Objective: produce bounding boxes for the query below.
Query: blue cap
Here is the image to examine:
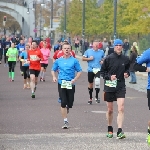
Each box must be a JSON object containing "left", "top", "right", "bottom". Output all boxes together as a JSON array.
[{"left": 114, "top": 39, "right": 123, "bottom": 46}]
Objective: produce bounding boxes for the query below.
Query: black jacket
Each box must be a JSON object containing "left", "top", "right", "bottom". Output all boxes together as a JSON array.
[
  {"left": 123, "top": 42, "right": 130, "bottom": 50},
  {"left": 100, "top": 52, "right": 130, "bottom": 92},
  {"left": 129, "top": 52, "right": 137, "bottom": 72}
]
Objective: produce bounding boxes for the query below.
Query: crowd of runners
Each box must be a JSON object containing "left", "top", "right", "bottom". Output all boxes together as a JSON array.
[{"left": 0, "top": 35, "right": 150, "bottom": 145}]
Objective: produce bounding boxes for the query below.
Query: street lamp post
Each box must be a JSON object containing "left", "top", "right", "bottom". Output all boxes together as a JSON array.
[
  {"left": 114, "top": 0, "right": 117, "bottom": 40},
  {"left": 50, "top": 0, "right": 53, "bottom": 45},
  {"left": 82, "top": 0, "right": 85, "bottom": 55},
  {"left": 64, "top": 0, "right": 66, "bottom": 40},
  {"left": 40, "top": 0, "right": 45, "bottom": 40}
]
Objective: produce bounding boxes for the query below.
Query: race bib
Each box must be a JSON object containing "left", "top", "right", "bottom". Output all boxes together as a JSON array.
[
  {"left": 105, "top": 80, "right": 117, "bottom": 88},
  {"left": 10, "top": 53, "right": 16, "bottom": 58},
  {"left": 30, "top": 55, "right": 37, "bottom": 61},
  {"left": 23, "top": 59, "right": 29, "bottom": 65},
  {"left": 61, "top": 80, "right": 72, "bottom": 89},
  {"left": 93, "top": 68, "right": 100, "bottom": 74},
  {"left": 19, "top": 48, "right": 24, "bottom": 51},
  {"left": 6, "top": 45, "right": 9, "bottom": 48}
]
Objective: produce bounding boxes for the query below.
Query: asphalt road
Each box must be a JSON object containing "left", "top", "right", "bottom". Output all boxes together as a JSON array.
[{"left": 0, "top": 57, "right": 149, "bottom": 150}]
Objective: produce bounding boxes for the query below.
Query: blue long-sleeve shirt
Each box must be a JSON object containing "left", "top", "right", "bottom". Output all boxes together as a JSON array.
[
  {"left": 136, "top": 48, "right": 150, "bottom": 89},
  {"left": 16, "top": 43, "right": 25, "bottom": 55},
  {"left": 52, "top": 56, "right": 82, "bottom": 84}
]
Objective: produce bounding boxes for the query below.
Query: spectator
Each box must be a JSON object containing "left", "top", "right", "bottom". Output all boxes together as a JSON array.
[
  {"left": 129, "top": 46, "right": 138, "bottom": 84},
  {"left": 123, "top": 39, "right": 130, "bottom": 56}
]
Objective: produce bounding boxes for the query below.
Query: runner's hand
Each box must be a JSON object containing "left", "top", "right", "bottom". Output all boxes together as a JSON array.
[
  {"left": 71, "top": 79, "right": 76, "bottom": 84},
  {"left": 53, "top": 77, "right": 57, "bottom": 82},
  {"left": 111, "top": 75, "right": 116, "bottom": 80},
  {"left": 89, "top": 56, "right": 94, "bottom": 61}
]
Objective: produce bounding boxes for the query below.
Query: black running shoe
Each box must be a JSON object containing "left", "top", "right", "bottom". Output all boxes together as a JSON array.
[
  {"left": 95, "top": 97, "right": 100, "bottom": 103},
  {"left": 62, "top": 121, "right": 69, "bottom": 129},
  {"left": 88, "top": 99, "right": 92, "bottom": 105}
]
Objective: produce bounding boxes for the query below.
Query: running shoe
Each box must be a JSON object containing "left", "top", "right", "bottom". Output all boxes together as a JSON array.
[
  {"left": 43, "top": 79, "right": 45, "bottom": 82},
  {"left": 12, "top": 80, "right": 14, "bottom": 82},
  {"left": 9, "top": 78, "right": 12, "bottom": 82},
  {"left": 62, "top": 121, "right": 69, "bottom": 129},
  {"left": 31, "top": 93, "right": 35, "bottom": 98},
  {"left": 95, "top": 97, "right": 100, "bottom": 103},
  {"left": 40, "top": 78, "right": 42, "bottom": 81},
  {"left": 116, "top": 132, "right": 126, "bottom": 139},
  {"left": 106, "top": 132, "right": 113, "bottom": 138},
  {"left": 58, "top": 98, "right": 61, "bottom": 103},
  {"left": 88, "top": 99, "right": 92, "bottom": 105},
  {"left": 0, "top": 61, "right": 1, "bottom": 64}
]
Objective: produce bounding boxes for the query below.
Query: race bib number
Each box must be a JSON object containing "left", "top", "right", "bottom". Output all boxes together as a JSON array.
[
  {"left": 61, "top": 80, "right": 72, "bottom": 89},
  {"left": 19, "top": 48, "right": 24, "bottom": 51},
  {"left": 30, "top": 55, "right": 37, "bottom": 61},
  {"left": 6, "top": 45, "right": 9, "bottom": 48},
  {"left": 105, "top": 80, "right": 117, "bottom": 88},
  {"left": 93, "top": 68, "right": 100, "bottom": 74}
]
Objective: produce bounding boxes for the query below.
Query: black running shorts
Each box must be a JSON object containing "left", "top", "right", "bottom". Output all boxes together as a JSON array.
[
  {"left": 104, "top": 88, "right": 126, "bottom": 102},
  {"left": 58, "top": 84, "right": 75, "bottom": 108},
  {"left": 41, "top": 63, "right": 48, "bottom": 69},
  {"left": 29, "top": 69, "right": 40, "bottom": 77},
  {"left": 88, "top": 71, "right": 100, "bottom": 83}
]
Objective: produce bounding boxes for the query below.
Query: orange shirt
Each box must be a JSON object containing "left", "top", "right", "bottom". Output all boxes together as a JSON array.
[{"left": 28, "top": 48, "right": 44, "bottom": 71}]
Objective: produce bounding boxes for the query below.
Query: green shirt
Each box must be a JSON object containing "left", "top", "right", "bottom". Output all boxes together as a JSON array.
[{"left": 6, "top": 48, "right": 18, "bottom": 61}]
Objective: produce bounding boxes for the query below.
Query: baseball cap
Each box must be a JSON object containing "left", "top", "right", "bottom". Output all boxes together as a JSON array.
[{"left": 114, "top": 39, "right": 123, "bottom": 46}]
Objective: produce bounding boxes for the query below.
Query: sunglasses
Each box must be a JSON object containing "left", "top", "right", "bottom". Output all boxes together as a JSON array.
[{"left": 115, "top": 45, "right": 122, "bottom": 47}]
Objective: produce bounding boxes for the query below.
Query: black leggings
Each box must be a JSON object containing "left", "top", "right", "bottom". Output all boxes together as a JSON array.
[
  {"left": 4, "top": 49, "right": 8, "bottom": 63},
  {"left": 8, "top": 61, "right": 16, "bottom": 72},
  {"left": 22, "top": 66, "right": 30, "bottom": 79}
]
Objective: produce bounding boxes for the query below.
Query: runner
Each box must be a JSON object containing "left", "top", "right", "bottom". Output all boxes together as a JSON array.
[
  {"left": 16, "top": 39, "right": 25, "bottom": 75},
  {"left": 53, "top": 41, "right": 75, "bottom": 103},
  {"left": 39, "top": 38, "right": 51, "bottom": 50},
  {"left": 6, "top": 42, "right": 18, "bottom": 82},
  {"left": 27, "top": 41, "right": 44, "bottom": 98},
  {"left": 51, "top": 42, "right": 82, "bottom": 129},
  {"left": 82, "top": 41, "right": 104, "bottom": 104},
  {"left": 3, "top": 37, "right": 11, "bottom": 67},
  {"left": 40, "top": 41, "right": 50, "bottom": 82},
  {"left": 100, "top": 39, "right": 130, "bottom": 139},
  {"left": 19, "top": 44, "right": 30, "bottom": 89},
  {"left": 134, "top": 48, "right": 150, "bottom": 145}
]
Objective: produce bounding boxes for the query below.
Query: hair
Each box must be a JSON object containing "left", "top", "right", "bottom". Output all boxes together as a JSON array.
[
  {"left": 108, "top": 41, "right": 112, "bottom": 46},
  {"left": 32, "top": 40, "right": 37, "bottom": 45},
  {"left": 133, "top": 42, "right": 137, "bottom": 46},
  {"left": 62, "top": 42, "right": 71, "bottom": 48},
  {"left": 132, "top": 46, "right": 138, "bottom": 54}
]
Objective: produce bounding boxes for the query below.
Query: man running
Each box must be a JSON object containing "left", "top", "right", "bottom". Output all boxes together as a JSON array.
[
  {"left": 134, "top": 48, "right": 150, "bottom": 145},
  {"left": 27, "top": 41, "right": 44, "bottom": 98},
  {"left": 51, "top": 43, "right": 82, "bottom": 129},
  {"left": 53, "top": 41, "right": 75, "bottom": 103},
  {"left": 6, "top": 42, "right": 18, "bottom": 81},
  {"left": 100, "top": 39, "right": 130, "bottom": 139},
  {"left": 40, "top": 41, "right": 50, "bottom": 82},
  {"left": 82, "top": 41, "right": 104, "bottom": 104}
]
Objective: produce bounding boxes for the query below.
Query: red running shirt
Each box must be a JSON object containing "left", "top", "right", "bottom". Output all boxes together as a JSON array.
[{"left": 28, "top": 48, "right": 44, "bottom": 71}]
